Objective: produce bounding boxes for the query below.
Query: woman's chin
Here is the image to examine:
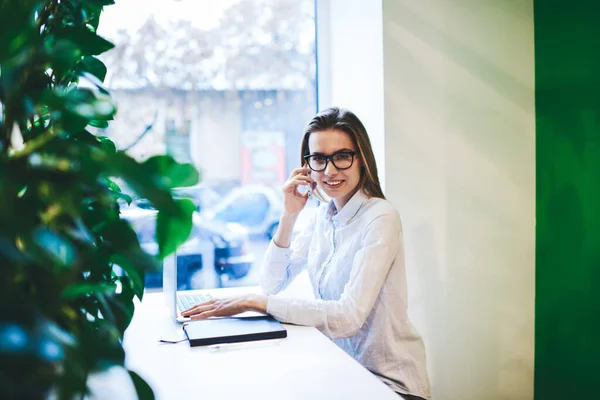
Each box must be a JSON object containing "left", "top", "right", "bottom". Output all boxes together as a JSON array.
[{"left": 323, "top": 187, "right": 348, "bottom": 199}]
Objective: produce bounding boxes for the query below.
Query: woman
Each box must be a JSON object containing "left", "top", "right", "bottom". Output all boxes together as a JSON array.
[{"left": 182, "top": 107, "right": 430, "bottom": 399}]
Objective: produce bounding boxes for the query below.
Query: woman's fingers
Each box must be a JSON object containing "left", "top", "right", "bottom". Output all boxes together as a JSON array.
[
  {"left": 283, "top": 180, "right": 312, "bottom": 195},
  {"left": 283, "top": 166, "right": 315, "bottom": 198},
  {"left": 182, "top": 296, "right": 248, "bottom": 319},
  {"left": 190, "top": 308, "right": 235, "bottom": 320},
  {"left": 287, "top": 166, "right": 311, "bottom": 180},
  {"left": 190, "top": 313, "right": 208, "bottom": 320},
  {"left": 285, "top": 172, "right": 313, "bottom": 185},
  {"left": 190, "top": 309, "right": 220, "bottom": 320},
  {"left": 183, "top": 304, "right": 219, "bottom": 318},
  {"left": 182, "top": 299, "right": 215, "bottom": 316},
  {"left": 294, "top": 175, "right": 314, "bottom": 184},
  {"left": 283, "top": 175, "right": 314, "bottom": 192}
]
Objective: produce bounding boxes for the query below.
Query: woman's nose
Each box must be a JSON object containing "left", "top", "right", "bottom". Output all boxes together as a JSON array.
[{"left": 324, "top": 160, "right": 339, "bottom": 175}]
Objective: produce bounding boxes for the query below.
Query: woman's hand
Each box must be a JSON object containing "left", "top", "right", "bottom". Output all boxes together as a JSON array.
[
  {"left": 181, "top": 294, "right": 268, "bottom": 320},
  {"left": 282, "top": 166, "right": 315, "bottom": 216},
  {"left": 272, "top": 165, "right": 315, "bottom": 248}
]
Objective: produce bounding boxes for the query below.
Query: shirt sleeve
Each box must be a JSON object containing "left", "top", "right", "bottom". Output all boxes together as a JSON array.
[
  {"left": 259, "top": 210, "right": 317, "bottom": 294},
  {"left": 266, "top": 211, "right": 401, "bottom": 339}
]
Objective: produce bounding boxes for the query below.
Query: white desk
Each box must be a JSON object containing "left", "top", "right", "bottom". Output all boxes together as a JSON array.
[{"left": 119, "top": 288, "right": 399, "bottom": 400}]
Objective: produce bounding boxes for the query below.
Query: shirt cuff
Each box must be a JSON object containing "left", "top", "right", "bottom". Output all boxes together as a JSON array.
[{"left": 266, "top": 295, "right": 290, "bottom": 322}]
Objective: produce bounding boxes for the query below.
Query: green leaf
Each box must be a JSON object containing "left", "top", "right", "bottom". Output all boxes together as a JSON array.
[
  {"left": 84, "top": 0, "right": 116, "bottom": 6},
  {"left": 62, "top": 282, "right": 116, "bottom": 300},
  {"left": 98, "top": 219, "right": 140, "bottom": 252},
  {"left": 156, "top": 199, "right": 196, "bottom": 258},
  {"left": 111, "top": 276, "right": 135, "bottom": 331},
  {"left": 80, "top": 72, "right": 110, "bottom": 95},
  {"left": 64, "top": 27, "right": 115, "bottom": 56},
  {"left": 107, "top": 152, "right": 170, "bottom": 199},
  {"left": 97, "top": 136, "right": 116, "bottom": 154},
  {"left": 79, "top": 322, "right": 124, "bottom": 367},
  {"left": 105, "top": 178, "right": 121, "bottom": 192},
  {"left": 128, "top": 370, "right": 155, "bottom": 400},
  {"left": 112, "top": 191, "right": 133, "bottom": 204},
  {"left": 32, "top": 228, "right": 78, "bottom": 267},
  {"left": 79, "top": 56, "right": 107, "bottom": 82},
  {"left": 43, "top": 87, "right": 116, "bottom": 131},
  {"left": 143, "top": 155, "right": 200, "bottom": 189},
  {"left": 46, "top": 39, "right": 82, "bottom": 77},
  {"left": 98, "top": 176, "right": 132, "bottom": 203},
  {"left": 88, "top": 13, "right": 101, "bottom": 31},
  {"left": 65, "top": 89, "right": 115, "bottom": 121},
  {"left": 0, "top": 1, "right": 43, "bottom": 63},
  {"left": 72, "top": 129, "right": 102, "bottom": 146},
  {"left": 111, "top": 254, "right": 145, "bottom": 300},
  {"left": 88, "top": 119, "right": 109, "bottom": 128},
  {"left": 63, "top": 112, "right": 90, "bottom": 134}
]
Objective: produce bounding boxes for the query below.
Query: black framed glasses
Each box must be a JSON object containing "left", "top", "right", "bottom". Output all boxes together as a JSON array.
[{"left": 303, "top": 151, "right": 357, "bottom": 172}]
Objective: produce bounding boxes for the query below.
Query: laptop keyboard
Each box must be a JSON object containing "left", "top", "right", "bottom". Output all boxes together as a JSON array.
[{"left": 177, "top": 293, "right": 213, "bottom": 313}]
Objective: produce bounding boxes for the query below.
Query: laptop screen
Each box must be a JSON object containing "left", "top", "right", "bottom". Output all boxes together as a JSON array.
[{"left": 162, "top": 251, "right": 178, "bottom": 320}]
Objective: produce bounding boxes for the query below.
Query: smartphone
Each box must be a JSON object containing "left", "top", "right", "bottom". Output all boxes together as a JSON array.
[{"left": 303, "top": 164, "right": 313, "bottom": 198}]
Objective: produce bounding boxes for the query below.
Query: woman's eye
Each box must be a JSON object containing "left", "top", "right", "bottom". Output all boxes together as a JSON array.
[
  {"left": 313, "top": 156, "right": 326, "bottom": 162},
  {"left": 335, "top": 154, "right": 350, "bottom": 161}
]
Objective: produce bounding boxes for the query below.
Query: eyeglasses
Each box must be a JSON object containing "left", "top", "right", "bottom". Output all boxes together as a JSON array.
[{"left": 303, "top": 151, "right": 357, "bottom": 172}]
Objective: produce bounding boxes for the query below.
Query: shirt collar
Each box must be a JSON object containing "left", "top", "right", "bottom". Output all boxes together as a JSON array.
[{"left": 327, "top": 190, "right": 368, "bottom": 226}]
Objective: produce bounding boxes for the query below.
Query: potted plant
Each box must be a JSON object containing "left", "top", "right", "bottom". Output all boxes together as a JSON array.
[{"left": 0, "top": 1, "right": 197, "bottom": 399}]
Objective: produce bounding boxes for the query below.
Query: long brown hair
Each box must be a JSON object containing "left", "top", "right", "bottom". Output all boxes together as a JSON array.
[{"left": 300, "top": 107, "right": 385, "bottom": 201}]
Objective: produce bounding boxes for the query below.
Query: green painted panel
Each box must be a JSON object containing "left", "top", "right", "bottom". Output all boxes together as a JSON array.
[{"left": 535, "top": 1, "right": 600, "bottom": 399}]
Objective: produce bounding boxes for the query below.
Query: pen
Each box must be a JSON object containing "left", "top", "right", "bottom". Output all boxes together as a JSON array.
[{"left": 207, "top": 339, "right": 281, "bottom": 352}]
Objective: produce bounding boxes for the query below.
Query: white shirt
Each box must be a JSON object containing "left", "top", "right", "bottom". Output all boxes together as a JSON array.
[{"left": 260, "top": 190, "right": 431, "bottom": 399}]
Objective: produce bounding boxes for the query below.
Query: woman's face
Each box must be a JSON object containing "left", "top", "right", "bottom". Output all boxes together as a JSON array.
[{"left": 307, "top": 129, "right": 361, "bottom": 210}]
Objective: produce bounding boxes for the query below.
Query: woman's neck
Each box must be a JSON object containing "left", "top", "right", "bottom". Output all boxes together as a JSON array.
[{"left": 332, "top": 187, "right": 360, "bottom": 212}]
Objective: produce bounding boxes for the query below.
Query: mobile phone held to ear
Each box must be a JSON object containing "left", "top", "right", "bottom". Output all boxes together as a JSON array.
[{"left": 303, "top": 164, "right": 313, "bottom": 198}]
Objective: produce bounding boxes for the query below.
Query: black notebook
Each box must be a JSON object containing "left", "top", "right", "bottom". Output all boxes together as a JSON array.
[{"left": 183, "top": 315, "right": 287, "bottom": 347}]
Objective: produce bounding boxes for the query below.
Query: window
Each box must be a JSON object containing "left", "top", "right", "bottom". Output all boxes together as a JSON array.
[
  {"left": 214, "top": 193, "right": 270, "bottom": 227},
  {"left": 99, "top": 0, "right": 316, "bottom": 290}
]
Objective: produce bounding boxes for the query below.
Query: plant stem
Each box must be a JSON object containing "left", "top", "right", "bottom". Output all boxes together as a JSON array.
[{"left": 9, "top": 126, "right": 59, "bottom": 159}]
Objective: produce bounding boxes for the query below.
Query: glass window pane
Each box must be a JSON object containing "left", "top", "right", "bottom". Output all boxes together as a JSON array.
[{"left": 99, "top": 0, "right": 316, "bottom": 291}]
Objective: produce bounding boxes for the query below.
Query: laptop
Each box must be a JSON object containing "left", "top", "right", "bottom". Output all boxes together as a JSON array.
[
  {"left": 162, "top": 250, "right": 268, "bottom": 323},
  {"left": 163, "top": 251, "right": 214, "bottom": 323},
  {"left": 163, "top": 251, "right": 287, "bottom": 346}
]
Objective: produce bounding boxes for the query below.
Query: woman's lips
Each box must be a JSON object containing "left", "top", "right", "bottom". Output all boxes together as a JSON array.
[{"left": 324, "top": 180, "right": 344, "bottom": 188}]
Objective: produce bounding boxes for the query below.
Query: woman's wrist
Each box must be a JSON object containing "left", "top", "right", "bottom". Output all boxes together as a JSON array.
[
  {"left": 273, "top": 213, "right": 299, "bottom": 248},
  {"left": 245, "top": 293, "right": 268, "bottom": 313},
  {"left": 281, "top": 211, "right": 300, "bottom": 222}
]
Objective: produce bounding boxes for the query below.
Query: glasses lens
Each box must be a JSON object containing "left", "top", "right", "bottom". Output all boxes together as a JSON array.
[
  {"left": 309, "top": 156, "right": 327, "bottom": 171},
  {"left": 332, "top": 153, "right": 353, "bottom": 169}
]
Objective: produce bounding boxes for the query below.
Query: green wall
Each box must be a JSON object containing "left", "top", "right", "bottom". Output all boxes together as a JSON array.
[{"left": 535, "top": 1, "right": 600, "bottom": 398}]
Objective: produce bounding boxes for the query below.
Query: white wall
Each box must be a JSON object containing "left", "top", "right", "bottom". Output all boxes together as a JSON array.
[{"left": 318, "top": 1, "right": 536, "bottom": 399}]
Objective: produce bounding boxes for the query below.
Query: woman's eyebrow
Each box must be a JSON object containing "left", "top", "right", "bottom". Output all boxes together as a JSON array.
[{"left": 309, "top": 148, "right": 354, "bottom": 155}]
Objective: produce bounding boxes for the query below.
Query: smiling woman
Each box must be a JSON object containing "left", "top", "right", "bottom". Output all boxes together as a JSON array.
[
  {"left": 182, "top": 108, "right": 431, "bottom": 399},
  {"left": 304, "top": 130, "right": 362, "bottom": 208},
  {"left": 300, "top": 108, "right": 386, "bottom": 205}
]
